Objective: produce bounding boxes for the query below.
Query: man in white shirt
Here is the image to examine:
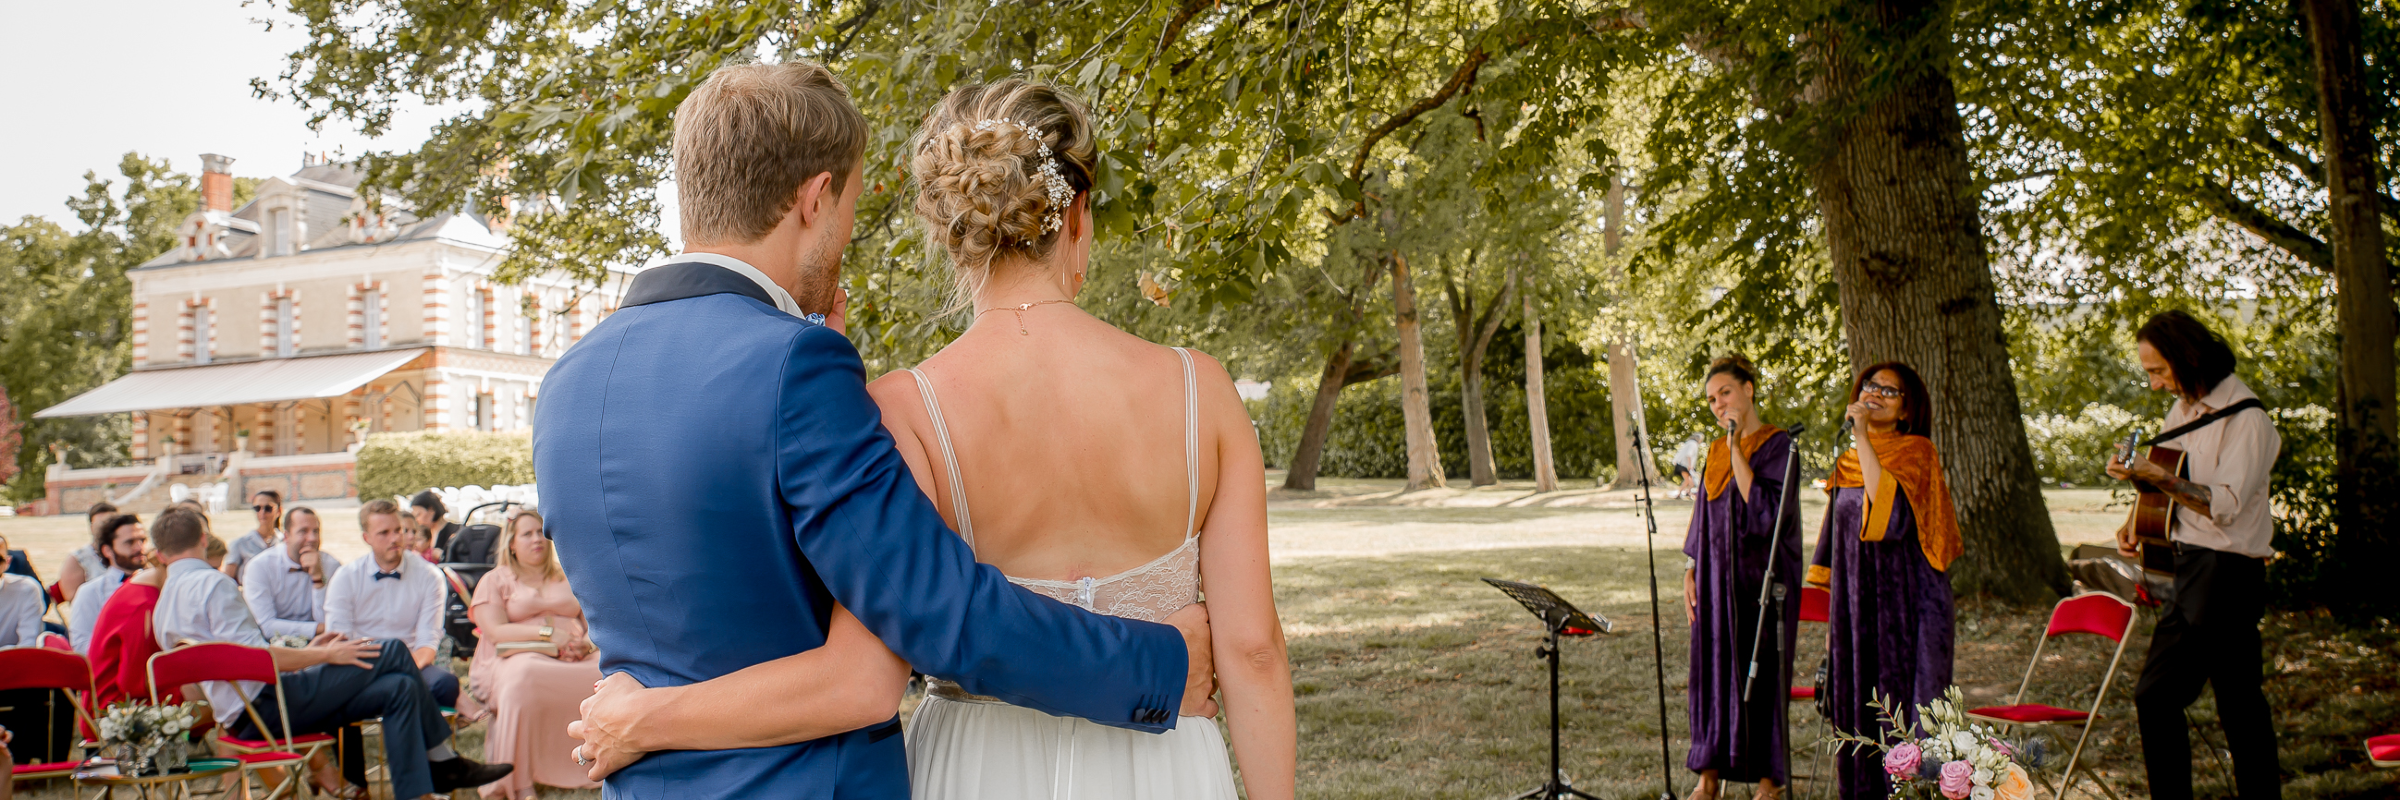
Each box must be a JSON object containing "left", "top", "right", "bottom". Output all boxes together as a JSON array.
[
  {"left": 243, "top": 507, "right": 336, "bottom": 641},
  {"left": 68, "top": 514, "right": 149, "bottom": 652},
  {"left": 0, "top": 532, "right": 41, "bottom": 648},
  {"left": 2107, "top": 310, "right": 2282, "bottom": 800},
  {"left": 323, "top": 500, "right": 459, "bottom": 707},
  {"left": 223, "top": 490, "right": 284, "bottom": 583},
  {"left": 148, "top": 506, "right": 510, "bottom": 799}
]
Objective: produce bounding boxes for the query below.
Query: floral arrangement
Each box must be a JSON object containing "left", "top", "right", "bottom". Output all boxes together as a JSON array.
[
  {"left": 97, "top": 701, "right": 199, "bottom": 774},
  {"left": 1830, "top": 688, "right": 2047, "bottom": 800}
]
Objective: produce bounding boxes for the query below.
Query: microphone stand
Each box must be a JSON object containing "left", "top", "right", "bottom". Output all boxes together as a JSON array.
[
  {"left": 1629, "top": 425, "right": 1677, "bottom": 800},
  {"left": 1741, "top": 421, "right": 1807, "bottom": 703}
]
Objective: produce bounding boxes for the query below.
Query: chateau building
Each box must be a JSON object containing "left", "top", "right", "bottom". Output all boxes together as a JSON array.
[{"left": 37, "top": 153, "right": 632, "bottom": 513}]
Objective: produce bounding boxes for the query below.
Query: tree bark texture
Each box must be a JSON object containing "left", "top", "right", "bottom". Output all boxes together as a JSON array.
[
  {"left": 1445, "top": 254, "right": 1515, "bottom": 486},
  {"left": 1523, "top": 266, "right": 1559, "bottom": 492},
  {"left": 2298, "top": 0, "right": 2400, "bottom": 613},
  {"left": 1602, "top": 174, "right": 1649, "bottom": 490},
  {"left": 1807, "top": 0, "right": 2069, "bottom": 603},
  {"left": 1393, "top": 251, "right": 1447, "bottom": 490}
]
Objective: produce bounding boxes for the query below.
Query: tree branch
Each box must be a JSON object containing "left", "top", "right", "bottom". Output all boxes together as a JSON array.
[
  {"left": 2244, "top": 118, "right": 2400, "bottom": 226},
  {"left": 2190, "top": 177, "right": 2334, "bottom": 272},
  {"left": 1346, "top": 46, "right": 1490, "bottom": 183}
]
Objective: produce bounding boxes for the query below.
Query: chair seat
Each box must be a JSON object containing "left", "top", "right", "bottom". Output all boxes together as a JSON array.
[
  {"left": 1966, "top": 704, "right": 2090, "bottom": 724},
  {"left": 12, "top": 760, "right": 81, "bottom": 779},
  {"left": 1789, "top": 686, "right": 1816, "bottom": 701},
  {"left": 220, "top": 731, "right": 337, "bottom": 751},
  {"left": 230, "top": 750, "right": 308, "bottom": 766},
  {"left": 2369, "top": 733, "right": 2400, "bottom": 767}
]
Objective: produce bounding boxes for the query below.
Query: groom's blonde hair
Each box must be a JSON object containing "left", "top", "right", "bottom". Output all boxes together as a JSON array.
[{"left": 674, "top": 61, "right": 869, "bottom": 245}]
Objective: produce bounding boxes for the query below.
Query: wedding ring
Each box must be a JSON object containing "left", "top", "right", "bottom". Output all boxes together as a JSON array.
[{"left": 574, "top": 747, "right": 591, "bottom": 766}]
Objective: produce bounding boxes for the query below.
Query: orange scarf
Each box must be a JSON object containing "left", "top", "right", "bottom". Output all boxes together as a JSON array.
[
  {"left": 1827, "top": 431, "right": 1961, "bottom": 572},
  {"left": 1702, "top": 425, "right": 1785, "bottom": 501}
]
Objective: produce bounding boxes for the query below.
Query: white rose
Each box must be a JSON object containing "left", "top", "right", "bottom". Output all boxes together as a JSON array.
[
  {"left": 1951, "top": 731, "right": 1979, "bottom": 753},
  {"left": 1973, "top": 768, "right": 1993, "bottom": 785},
  {"left": 1971, "top": 786, "right": 1995, "bottom": 800}
]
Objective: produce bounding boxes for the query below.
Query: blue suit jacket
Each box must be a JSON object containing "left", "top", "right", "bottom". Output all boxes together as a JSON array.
[{"left": 533, "top": 263, "right": 1188, "bottom": 799}]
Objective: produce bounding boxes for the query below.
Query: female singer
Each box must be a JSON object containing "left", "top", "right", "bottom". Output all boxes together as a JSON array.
[
  {"left": 1806, "top": 362, "right": 1961, "bottom": 800},
  {"left": 1680, "top": 355, "right": 1802, "bottom": 800}
]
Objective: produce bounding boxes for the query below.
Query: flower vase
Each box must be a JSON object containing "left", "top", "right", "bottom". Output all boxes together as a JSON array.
[{"left": 159, "top": 737, "right": 188, "bottom": 772}]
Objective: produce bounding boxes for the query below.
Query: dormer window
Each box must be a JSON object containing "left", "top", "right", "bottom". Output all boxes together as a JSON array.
[{"left": 267, "top": 207, "right": 292, "bottom": 256}]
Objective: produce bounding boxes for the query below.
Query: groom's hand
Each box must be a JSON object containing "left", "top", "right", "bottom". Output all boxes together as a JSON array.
[
  {"left": 826, "top": 286, "right": 849, "bottom": 335},
  {"left": 1166, "top": 603, "right": 1219, "bottom": 718},
  {"left": 570, "top": 672, "right": 656, "bottom": 781}
]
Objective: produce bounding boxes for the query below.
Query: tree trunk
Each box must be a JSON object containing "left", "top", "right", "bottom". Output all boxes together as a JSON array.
[
  {"left": 1808, "top": 0, "right": 2069, "bottom": 603},
  {"left": 1523, "top": 266, "right": 1559, "bottom": 492},
  {"left": 1284, "top": 338, "right": 1356, "bottom": 491},
  {"left": 1393, "top": 250, "right": 1446, "bottom": 490},
  {"left": 1601, "top": 174, "right": 1650, "bottom": 490},
  {"left": 1445, "top": 253, "right": 1515, "bottom": 487},
  {"left": 2299, "top": 0, "right": 2400, "bottom": 614}
]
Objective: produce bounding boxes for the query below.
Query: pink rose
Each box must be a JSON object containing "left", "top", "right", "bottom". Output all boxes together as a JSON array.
[
  {"left": 1882, "top": 743, "right": 1923, "bottom": 778},
  {"left": 1938, "top": 760, "right": 1974, "bottom": 799},
  {"left": 1986, "top": 738, "right": 2013, "bottom": 758}
]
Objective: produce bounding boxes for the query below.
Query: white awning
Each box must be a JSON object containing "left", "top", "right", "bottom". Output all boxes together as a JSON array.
[{"left": 35, "top": 348, "right": 429, "bottom": 418}]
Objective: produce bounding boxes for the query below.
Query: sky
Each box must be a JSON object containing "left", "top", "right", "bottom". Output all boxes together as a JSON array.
[{"left": 0, "top": 0, "right": 457, "bottom": 229}]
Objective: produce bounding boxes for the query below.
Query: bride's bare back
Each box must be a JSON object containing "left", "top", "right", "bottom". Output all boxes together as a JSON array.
[{"left": 867, "top": 306, "right": 1239, "bottom": 585}]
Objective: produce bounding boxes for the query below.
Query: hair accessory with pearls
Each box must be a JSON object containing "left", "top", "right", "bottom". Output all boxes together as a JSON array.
[{"left": 973, "top": 118, "right": 1073, "bottom": 244}]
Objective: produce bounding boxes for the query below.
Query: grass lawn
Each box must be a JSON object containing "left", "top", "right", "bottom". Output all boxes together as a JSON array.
[{"left": 9, "top": 486, "right": 2397, "bottom": 798}]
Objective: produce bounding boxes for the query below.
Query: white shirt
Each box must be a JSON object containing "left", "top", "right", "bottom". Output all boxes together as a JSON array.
[
  {"left": 0, "top": 572, "right": 43, "bottom": 647},
  {"left": 69, "top": 566, "right": 129, "bottom": 652},
  {"left": 324, "top": 552, "right": 444, "bottom": 650},
  {"left": 224, "top": 530, "right": 275, "bottom": 580},
  {"left": 71, "top": 546, "right": 104, "bottom": 581},
  {"left": 2162, "top": 375, "right": 2281, "bottom": 559},
  {"left": 243, "top": 546, "right": 332, "bottom": 641},
  {"left": 154, "top": 558, "right": 269, "bottom": 726},
  {"left": 650, "top": 252, "right": 805, "bottom": 318}
]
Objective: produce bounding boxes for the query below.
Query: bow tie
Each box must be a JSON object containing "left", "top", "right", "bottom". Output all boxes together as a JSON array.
[{"left": 373, "top": 570, "right": 403, "bottom": 581}]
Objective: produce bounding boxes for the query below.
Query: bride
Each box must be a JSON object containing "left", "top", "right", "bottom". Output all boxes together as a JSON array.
[{"left": 566, "top": 78, "right": 1295, "bottom": 800}]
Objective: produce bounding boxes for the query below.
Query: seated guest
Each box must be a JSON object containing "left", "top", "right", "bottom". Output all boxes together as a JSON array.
[
  {"left": 0, "top": 726, "right": 11, "bottom": 800},
  {"left": 223, "top": 490, "right": 285, "bottom": 583},
  {"left": 408, "top": 492, "right": 462, "bottom": 561},
  {"left": 70, "top": 514, "right": 148, "bottom": 653},
  {"left": 85, "top": 541, "right": 179, "bottom": 742},
  {"left": 0, "top": 532, "right": 40, "bottom": 647},
  {"left": 324, "top": 500, "right": 459, "bottom": 707},
  {"left": 245, "top": 507, "right": 337, "bottom": 640},
  {"left": 467, "top": 509, "right": 600, "bottom": 798},
  {"left": 400, "top": 516, "right": 441, "bottom": 565},
  {"left": 53, "top": 502, "right": 116, "bottom": 601},
  {"left": 150, "top": 506, "right": 511, "bottom": 799}
]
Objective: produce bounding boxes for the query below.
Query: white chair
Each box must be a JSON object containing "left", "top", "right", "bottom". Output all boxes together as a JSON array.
[{"left": 169, "top": 483, "right": 192, "bottom": 504}]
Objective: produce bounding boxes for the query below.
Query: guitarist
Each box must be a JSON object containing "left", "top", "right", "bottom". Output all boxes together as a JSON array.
[{"left": 2106, "top": 309, "right": 2282, "bottom": 800}]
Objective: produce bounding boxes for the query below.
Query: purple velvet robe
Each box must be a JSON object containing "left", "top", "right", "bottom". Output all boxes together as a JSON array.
[
  {"left": 1682, "top": 431, "right": 1803, "bottom": 783},
  {"left": 1810, "top": 484, "right": 1955, "bottom": 800}
]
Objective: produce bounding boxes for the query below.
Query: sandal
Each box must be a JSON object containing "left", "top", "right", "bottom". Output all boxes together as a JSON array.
[
  {"left": 312, "top": 779, "right": 369, "bottom": 799},
  {"left": 1754, "top": 780, "right": 1784, "bottom": 800}
]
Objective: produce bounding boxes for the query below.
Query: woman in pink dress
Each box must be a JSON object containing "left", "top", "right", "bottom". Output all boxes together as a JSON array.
[{"left": 468, "top": 509, "right": 601, "bottom": 798}]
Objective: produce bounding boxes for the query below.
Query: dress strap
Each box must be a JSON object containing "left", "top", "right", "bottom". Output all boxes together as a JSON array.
[
  {"left": 904, "top": 368, "right": 975, "bottom": 548},
  {"left": 1172, "top": 347, "right": 1198, "bottom": 539}
]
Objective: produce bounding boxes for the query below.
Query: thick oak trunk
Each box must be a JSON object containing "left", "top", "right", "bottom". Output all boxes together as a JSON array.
[
  {"left": 1393, "top": 251, "right": 1446, "bottom": 490},
  {"left": 1524, "top": 266, "right": 1559, "bottom": 492},
  {"left": 2299, "top": 0, "right": 2400, "bottom": 612},
  {"left": 1285, "top": 339, "right": 1356, "bottom": 491},
  {"left": 1601, "top": 175, "right": 1650, "bottom": 490},
  {"left": 1809, "top": 0, "right": 2069, "bottom": 603},
  {"left": 1445, "top": 254, "right": 1515, "bottom": 487}
]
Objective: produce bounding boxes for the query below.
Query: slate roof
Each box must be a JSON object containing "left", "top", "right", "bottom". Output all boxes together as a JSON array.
[{"left": 134, "top": 161, "right": 497, "bottom": 270}]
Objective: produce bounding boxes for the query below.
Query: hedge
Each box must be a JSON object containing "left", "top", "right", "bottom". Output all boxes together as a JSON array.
[
  {"left": 1250, "top": 364, "right": 1618, "bottom": 482},
  {"left": 356, "top": 430, "right": 535, "bottom": 502}
]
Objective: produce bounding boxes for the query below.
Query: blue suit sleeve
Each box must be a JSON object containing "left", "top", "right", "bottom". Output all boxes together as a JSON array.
[{"left": 773, "top": 325, "right": 1188, "bottom": 733}]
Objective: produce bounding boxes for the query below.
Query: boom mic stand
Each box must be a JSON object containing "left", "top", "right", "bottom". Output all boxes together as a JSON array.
[
  {"left": 1741, "top": 422, "right": 1807, "bottom": 703},
  {"left": 1627, "top": 425, "right": 1677, "bottom": 800}
]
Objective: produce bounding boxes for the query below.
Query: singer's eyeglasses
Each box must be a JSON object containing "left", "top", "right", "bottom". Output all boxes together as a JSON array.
[{"left": 1859, "top": 383, "right": 1905, "bottom": 399}]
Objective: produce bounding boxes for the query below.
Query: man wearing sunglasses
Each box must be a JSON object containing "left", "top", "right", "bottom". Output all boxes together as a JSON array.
[{"left": 223, "top": 489, "right": 284, "bottom": 584}]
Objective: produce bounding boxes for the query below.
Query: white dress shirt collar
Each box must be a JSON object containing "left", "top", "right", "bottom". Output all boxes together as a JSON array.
[{"left": 647, "top": 252, "right": 806, "bottom": 319}]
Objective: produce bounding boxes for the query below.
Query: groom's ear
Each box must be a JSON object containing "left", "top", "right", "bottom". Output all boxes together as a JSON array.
[{"left": 792, "top": 171, "right": 840, "bottom": 228}]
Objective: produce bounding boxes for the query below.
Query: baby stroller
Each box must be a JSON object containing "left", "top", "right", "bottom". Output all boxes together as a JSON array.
[{"left": 438, "top": 500, "right": 517, "bottom": 652}]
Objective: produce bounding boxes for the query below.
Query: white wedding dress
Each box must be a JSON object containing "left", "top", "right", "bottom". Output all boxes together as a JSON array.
[{"left": 901, "top": 347, "right": 1239, "bottom": 800}]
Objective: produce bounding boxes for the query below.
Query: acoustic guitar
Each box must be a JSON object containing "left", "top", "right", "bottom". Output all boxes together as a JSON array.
[{"left": 2118, "top": 431, "right": 2186, "bottom": 576}]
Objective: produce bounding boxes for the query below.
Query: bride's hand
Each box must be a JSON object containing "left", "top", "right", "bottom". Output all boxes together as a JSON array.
[
  {"left": 1166, "top": 603, "right": 1220, "bottom": 718},
  {"left": 570, "top": 672, "right": 657, "bottom": 781}
]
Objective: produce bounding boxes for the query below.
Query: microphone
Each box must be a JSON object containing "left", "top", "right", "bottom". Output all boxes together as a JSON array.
[
  {"left": 1839, "top": 415, "right": 1854, "bottom": 436},
  {"left": 1787, "top": 421, "right": 1808, "bottom": 436}
]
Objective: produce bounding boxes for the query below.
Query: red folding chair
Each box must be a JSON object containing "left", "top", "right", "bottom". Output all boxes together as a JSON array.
[
  {"left": 1966, "top": 591, "right": 2138, "bottom": 800},
  {"left": 148, "top": 643, "right": 331, "bottom": 800},
  {"left": 2370, "top": 734, "right": 2400, "bottom": 768},
  {"left": 1785, "top": 584, "right": 1831, "bottom": 799},
  {"left": 39, "top": 631, "right": 72, "bottom": 651},
  {"left": 0, "top": 646, "right": 100, "bottom": 798}
]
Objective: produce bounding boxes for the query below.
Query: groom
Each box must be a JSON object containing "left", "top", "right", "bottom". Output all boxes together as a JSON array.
[{"left": 534, "top": 62, "right": 1213, "bottom": 798}]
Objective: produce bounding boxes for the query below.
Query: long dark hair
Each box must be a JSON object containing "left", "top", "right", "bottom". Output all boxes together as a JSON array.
[
  {"left": 2136, "top": 310, "right": 2236, "bottom": 400},
  {"left": 1848, "top": 361, "right": 1932, "bottom": 437}
]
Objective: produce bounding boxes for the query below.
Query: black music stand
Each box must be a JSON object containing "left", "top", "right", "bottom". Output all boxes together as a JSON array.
[{"left": 1485, "top": 578, "right": 1612, "bottom": 800}]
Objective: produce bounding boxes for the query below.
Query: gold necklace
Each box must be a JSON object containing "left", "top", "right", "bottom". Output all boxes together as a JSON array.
[{"left": 976, "top": 298, "right": 1076, "bottom": 335}]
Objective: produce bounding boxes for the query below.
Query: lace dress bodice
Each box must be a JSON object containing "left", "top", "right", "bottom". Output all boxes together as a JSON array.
[{"left": 906, "top": 348, "right": 1205, "bottom": 701}]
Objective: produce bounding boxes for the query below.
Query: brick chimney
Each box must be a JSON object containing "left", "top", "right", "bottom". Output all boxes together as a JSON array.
[{"left": 200, "top": 154, "right": 235, "bottom": 213}]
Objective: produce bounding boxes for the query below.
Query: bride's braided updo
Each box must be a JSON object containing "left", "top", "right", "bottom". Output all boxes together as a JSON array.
[{"left": 908, "top": 79, "right": 1097, "bottom": 303}]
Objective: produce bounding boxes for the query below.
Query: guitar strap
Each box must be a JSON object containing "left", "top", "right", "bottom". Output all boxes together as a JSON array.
[{"left": 2140, "top": 397, "right": 2266, "bottom": 449}]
